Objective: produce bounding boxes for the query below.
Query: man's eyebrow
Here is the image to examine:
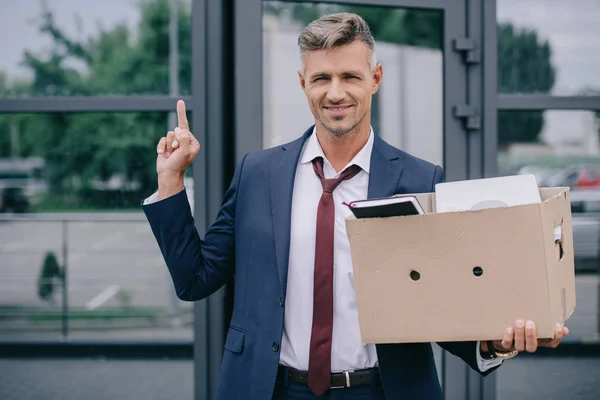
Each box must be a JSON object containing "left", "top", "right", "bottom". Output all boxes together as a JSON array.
[
  {"left": 310, "top": 72, "right": 330, "bottom": 80},
  {"left": 309, "top": 71, "right": 365, "bottom": 80},
  {"left": 345, "top": 71, "right": 364, "bottom": 76}
]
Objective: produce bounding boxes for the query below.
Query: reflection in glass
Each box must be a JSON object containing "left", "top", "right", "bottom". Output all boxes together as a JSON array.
[
  {"left": 498, "top": 0, "right": 600, "bottom": 96},
  {"left": 0, "top": 0, "right": 191, "bottom": 97},
  {"left": 262, "top": 1, "right": 444, "bottom": 167},
  {"left": 0, "top": 111, "right": 193, "bottom": 211},
  {"left": 0, "top": 219, "right": 193, "bottom": 341},
  {"left": 0, "top": 110, "right": 194, "bottom": 341},
  {"left": 497, "top": 109, "right": 600, "bottom": 274}
]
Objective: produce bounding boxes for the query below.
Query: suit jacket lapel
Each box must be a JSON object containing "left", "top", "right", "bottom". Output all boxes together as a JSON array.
[
  {"left": 270, "top": 127, "right": 313, "bottom": 295},
  {"left": 368, "top": 135, "right": 404, "bottom": 198}
]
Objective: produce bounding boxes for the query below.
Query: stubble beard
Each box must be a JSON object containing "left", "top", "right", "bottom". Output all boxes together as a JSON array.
[{"left": 320, "top": 113, "right": 367, "bottom": 138}]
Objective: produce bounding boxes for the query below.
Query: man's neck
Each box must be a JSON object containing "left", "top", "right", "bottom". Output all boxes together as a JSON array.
[{"left": 315, "top": 122, "right": 371, "bottom": 173}]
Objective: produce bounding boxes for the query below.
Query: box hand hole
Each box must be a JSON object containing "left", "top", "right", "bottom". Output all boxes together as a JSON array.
[
  {"left": 410, "top": 270, "right": 420, "bottom": 281},
  {"left": 554, "top": 222, "right": 564, "bottom": 261}
]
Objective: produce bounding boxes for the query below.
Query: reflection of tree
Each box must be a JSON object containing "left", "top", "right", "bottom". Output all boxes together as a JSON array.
[
  {"left": 0, "top": 0, "right": 191, "bottom": 208},
  {"left": 498, "top": 23, "right": 555, "bottom": 148},
  {"left": 264, "top": 2, "right": 442, "bottom": 49}
]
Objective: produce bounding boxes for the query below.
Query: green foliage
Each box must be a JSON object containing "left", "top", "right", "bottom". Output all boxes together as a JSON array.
[
  {"left": 497, "top": 23, "right": 556, "bottom": 147},
  {"left": 264, "top": 2, "right": 441, "bottom": 49},
  {"left": 0, "top": 0, "right": 192, "bottom": 209},
  {"left": 37, "top": 251, "right": 63, "bottom": 303}
]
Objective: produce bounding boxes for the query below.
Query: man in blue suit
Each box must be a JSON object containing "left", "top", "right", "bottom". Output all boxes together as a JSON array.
[{"left": 143, "top": 12, "right": 569, "bottom": 400}]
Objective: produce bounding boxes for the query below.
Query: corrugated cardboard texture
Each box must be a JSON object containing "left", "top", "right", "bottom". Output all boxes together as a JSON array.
[{"left": 346, "top": 187, "right": 575, "bottom": 344}]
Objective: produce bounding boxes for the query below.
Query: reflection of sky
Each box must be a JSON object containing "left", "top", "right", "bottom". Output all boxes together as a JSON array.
[
  {"left": 0, "top": 0, "right": 140, "bottom": 81},
  {"left": 0, "top": 0, "right": 598, "bottom": 95},
  {"left": 498, "top": 0, "right": 600, "bottom": 95}
]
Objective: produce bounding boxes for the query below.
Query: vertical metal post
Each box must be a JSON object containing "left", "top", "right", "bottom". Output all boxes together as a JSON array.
[
  {"left": 61, "top": 219, "right": 69, "bottom": 340},
  {"left": 169, "top": 0, "right": 180, "bottom": 131},
  {"left": 191, "top": 0, "right": 209, "bottom": 399},
  {"left": 168, "top": 0, "right": 182, "bottom": 325}
]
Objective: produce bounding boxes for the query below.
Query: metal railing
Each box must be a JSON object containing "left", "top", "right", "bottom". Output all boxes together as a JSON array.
[{"left": 0, "top": 213, "right": 192, "bottom": 342}]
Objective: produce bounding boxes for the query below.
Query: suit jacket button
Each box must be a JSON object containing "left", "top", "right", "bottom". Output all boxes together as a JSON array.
[
  {"left": 272, "top": 342, "right": 280, "bottom": 352},
  {"left": 279, "top": 297, "right": 284, "bottom": 307}
]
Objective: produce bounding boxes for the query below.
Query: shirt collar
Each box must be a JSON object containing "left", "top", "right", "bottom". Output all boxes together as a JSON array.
[{"left": 300, "top": 126, "right": 374, "bottom": 174}]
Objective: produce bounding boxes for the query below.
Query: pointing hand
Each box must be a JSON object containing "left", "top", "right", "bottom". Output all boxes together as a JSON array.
[{"left": 156, "top": 100, "right": 201, "bottom": 177}]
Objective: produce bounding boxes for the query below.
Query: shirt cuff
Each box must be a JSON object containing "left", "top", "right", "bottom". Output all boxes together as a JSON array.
[
  {"left": 142, "top": 191, "right": 160, "bottom": 205},
  {"left": 476, "top": 341, "right": 503, "bottom": 372}
]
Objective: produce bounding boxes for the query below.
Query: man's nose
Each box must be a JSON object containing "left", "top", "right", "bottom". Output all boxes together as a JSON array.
[{"left": 326, "top": 80, "right": 345, "bottom": 103}]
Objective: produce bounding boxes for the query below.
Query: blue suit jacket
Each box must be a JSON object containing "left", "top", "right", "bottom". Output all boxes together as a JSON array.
[{"left": 143, "top": 127, "right": 499, "bottom": 399}]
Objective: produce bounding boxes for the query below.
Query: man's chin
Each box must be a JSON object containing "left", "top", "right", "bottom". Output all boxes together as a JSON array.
[{"left": 321, "top": 120, "right": 356, "bottom": 136}]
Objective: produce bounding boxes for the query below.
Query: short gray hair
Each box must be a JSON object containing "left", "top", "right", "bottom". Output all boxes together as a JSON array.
[{"left": 297, "top": 12, "right": 377, "bottom": 72}]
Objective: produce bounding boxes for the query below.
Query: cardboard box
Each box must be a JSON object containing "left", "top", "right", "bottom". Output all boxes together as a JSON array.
[{"left": 345, "top": 187, "right": 576, "bottom": 344}]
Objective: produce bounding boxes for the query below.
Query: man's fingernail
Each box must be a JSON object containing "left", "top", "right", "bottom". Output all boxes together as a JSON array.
[
  {"left": 506, "top": 327, "right": 514, "bottom": 335},
  {"left": 516, "top": 320, "right": 524, "bottom": 328},
  {"left": 556, "top": 323, "right": 563, "bottom": 331},
  {"left": 175, "top": 127, "right": 182, "bottom": 134},
  {"left": 158, "top": 149, "right": 164, "bottom": 154},
  {"left": 165, "top": 152, "right": 170, "bottom": 158},
  {"left": 526, "top": 321, "right": 534, "bottom": 329},
  {"left": 173, "top": 140, "right": 179, "bottom": 147}
]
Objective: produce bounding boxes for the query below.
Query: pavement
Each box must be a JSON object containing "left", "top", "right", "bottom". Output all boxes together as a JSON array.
[
  {"left": 0, "top": 215, "right": 192, "bottom": 318},
  {"left": 0, "top": 356, "right": 598, "bottom": 400}
]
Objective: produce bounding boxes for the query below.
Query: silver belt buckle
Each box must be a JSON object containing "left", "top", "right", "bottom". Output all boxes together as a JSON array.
[{"left": 330, "top": 370, "right": 351, "bottom": 389}]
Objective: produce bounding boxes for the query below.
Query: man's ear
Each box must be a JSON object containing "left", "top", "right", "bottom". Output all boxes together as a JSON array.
[
  {"left": 372, "top": 64, "right": 383, "bottom": 94},
  {"left": 297, "top": 68, "right": 306, "bottom": 91}
]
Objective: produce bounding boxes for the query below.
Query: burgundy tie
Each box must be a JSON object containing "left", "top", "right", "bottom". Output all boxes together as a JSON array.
[{"left": 308, "top": 157, "right": 362, "bottom": 397}]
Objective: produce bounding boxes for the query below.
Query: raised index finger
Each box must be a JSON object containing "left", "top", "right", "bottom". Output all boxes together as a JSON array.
[{"left": 177, "top": 100, "right": 189, "bottom": 131}]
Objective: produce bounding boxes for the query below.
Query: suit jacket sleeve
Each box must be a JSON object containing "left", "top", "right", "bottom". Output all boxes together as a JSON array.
[
  {"left": 142, "top": 154, "right": 248, "bottom": 301},
  {"left": 430, "top": 164, "right": 501, "bottom": 376}
]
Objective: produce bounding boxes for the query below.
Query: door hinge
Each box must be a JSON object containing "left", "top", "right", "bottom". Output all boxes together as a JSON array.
[
  {"left": 453, "top": 38, "right": 480, "bottom": 64},
  {"left": 453, "top": 105, "right": 480, "bottom": 130}
]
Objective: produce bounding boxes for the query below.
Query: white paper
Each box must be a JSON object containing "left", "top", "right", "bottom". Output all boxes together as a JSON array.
[{"left": 434, "top": 174, "right": 541, "bottom": 213}]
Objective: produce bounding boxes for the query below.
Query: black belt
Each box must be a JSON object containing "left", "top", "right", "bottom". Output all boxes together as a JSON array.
[{"left": 283, "top": 366, "right": 380, "bottom": 389}]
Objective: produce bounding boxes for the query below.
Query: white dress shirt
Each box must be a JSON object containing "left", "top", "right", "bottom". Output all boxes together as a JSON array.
[
  {"left": 144, "top": 128, "right": 502, "bottom": 373},
  {"left": 278, "top": 127, "right": 502, "bottom": 373}
]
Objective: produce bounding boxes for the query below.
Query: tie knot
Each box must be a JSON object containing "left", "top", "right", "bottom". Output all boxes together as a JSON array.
[{"left": 312, "top": 157, "right": 361, "bottom": 193}]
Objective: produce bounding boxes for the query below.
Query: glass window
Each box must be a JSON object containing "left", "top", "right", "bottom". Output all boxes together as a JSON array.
[
  {"left": 262, "top": 1, "right": 444, "bottom": 167},
  {"left": 0, "top": 0, "right": 192, "bottom": 97},
  {"left": 497, "top": 0, "right": 600, "bottom": 96},
  {"left": 497, "top": 108, "right": 599, "bottom": 309},
  {"left": 0, "top": 111, "right": 193, "bottom": 341}
]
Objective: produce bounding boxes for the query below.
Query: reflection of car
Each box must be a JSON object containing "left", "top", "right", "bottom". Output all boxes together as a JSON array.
[
  {"left": 544, "top": 164, "right": 600, "bottom": 189},
  {"left": 0, "top": 187, "right": 29, "bottom": 213}
]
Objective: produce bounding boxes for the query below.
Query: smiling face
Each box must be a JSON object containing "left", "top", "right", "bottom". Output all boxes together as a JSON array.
[{"left": 298, "top": 40, "right": 383, "bottom": 138}]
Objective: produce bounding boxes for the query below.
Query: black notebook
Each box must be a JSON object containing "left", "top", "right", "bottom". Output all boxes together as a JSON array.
[{"left": 344, "top": 195, "right": 424, "bottom": 219}]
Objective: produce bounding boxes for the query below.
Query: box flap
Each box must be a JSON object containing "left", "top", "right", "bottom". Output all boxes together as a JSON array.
[{"left": 539, "top": 186, "right": 570, "bottom": 202}]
